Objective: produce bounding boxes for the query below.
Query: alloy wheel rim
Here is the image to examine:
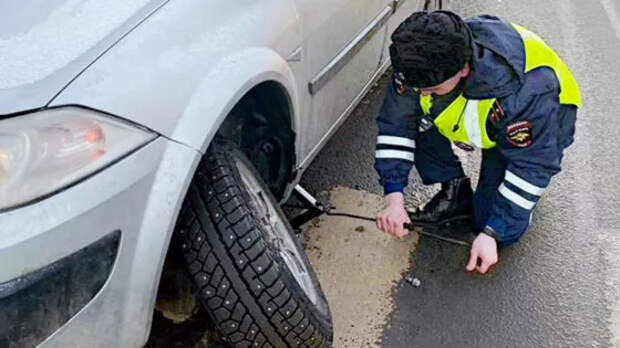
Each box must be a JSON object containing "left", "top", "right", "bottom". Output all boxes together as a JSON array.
[{"left": 235, "top": 158, "right": 321, "bottom": 309}]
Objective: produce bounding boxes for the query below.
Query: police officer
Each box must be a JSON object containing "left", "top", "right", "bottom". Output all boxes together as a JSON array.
[{"left": 374, "top": 11, "right": 580, "bottom": 274}]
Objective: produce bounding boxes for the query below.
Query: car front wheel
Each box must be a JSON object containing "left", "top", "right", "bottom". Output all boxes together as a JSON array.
[{"left": 174, "top": 138, "right": 333, "bottom": 347}]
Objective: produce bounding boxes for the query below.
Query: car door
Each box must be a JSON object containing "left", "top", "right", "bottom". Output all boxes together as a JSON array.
[
  {"left": 381, "top": 0, "right": 441, "bottom": 68},
  {"left": 294, "top": 0, "right": 392, "bottom": 165}
]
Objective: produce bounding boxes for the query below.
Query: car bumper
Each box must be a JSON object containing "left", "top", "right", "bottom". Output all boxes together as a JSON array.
[{"left": 0, "top": 136, "right": 201, "bottom": 347}]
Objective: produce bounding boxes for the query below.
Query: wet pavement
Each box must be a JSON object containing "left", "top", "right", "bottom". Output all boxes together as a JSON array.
[
  {"left": 301, "top": 187, "right": 418, "bottom": 347},
  {"left": 299, "top": 0, "right": 620, "bottom": 346}
]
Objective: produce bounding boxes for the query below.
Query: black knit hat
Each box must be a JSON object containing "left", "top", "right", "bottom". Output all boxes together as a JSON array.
[{"left": 390, "top": 10, "right": 473, "bottom": 88}]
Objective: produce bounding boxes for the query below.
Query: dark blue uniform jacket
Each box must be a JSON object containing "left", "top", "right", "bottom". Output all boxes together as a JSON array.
[{"left": 374, "top": 15, "right": 577, "bottom": 243}]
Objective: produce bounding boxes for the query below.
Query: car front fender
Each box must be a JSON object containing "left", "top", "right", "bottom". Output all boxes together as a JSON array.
[
  {"left": 178, "top": 47, "right": 301, "bottom": 154},
  {"left": 50, "top": 0, "right": 302, "bottom": 154}
]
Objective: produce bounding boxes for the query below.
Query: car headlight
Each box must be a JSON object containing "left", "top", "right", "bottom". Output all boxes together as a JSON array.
[{"left": 0, "top": 107, "right": 156, "bottom": 210}]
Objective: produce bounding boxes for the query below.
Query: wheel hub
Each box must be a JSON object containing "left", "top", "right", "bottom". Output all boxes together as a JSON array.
[{"left": 235, "top": 158, "right": 320, "bottom": 307}]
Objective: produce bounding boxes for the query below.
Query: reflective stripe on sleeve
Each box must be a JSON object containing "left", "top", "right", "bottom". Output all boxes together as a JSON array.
[
  {"left": 375, "top": 149, "right": 414, "bottom": 162},
  {"left": 499, "top": 183, "right": 536, "bottom": 210},
  {"left": 377, "top": 135, "right": 416, "bottom": 149},
  {"left": 504, "top": 170, "right": 545, "bottom": 196},
  {"left": 464, "top": 100, "right": 482, "bottom": 148}
]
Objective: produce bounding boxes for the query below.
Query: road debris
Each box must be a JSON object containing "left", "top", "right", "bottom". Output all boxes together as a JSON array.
[{"left": 405, "top": 275, "right": 421, "bottom": 288}]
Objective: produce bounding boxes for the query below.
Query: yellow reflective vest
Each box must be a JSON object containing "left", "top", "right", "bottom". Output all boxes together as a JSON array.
[{"left": 419, "top": 24, "right": 581, "bottom": 149}]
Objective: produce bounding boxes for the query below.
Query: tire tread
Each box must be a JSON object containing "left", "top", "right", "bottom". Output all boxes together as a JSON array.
[{"left": 174, "top": 140, "right": 332, "bottom": 347}]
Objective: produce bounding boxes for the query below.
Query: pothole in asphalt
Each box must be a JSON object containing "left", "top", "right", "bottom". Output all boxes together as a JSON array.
[{"left": 300, "top": 186, "right": 418, "bottom": 347}]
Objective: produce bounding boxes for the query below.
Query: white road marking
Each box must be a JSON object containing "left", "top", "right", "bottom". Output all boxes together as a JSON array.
[
  {"left": 560, "top": 1, "right": 620, "bottom": 345},
  {"left": 602, "top": 0, "right": 620, "bottom": 43}
]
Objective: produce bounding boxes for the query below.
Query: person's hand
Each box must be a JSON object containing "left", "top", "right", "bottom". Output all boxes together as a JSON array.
[
  {"left": 376, "top": 192, "right": 411, "bottom": 238},
  {"left": 466, "top": 233, "right": 498, "bottom": 274}
]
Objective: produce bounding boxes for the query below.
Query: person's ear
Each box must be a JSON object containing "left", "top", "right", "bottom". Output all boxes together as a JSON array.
[{"left": 458, "top": 63, "right": 470, "bottom": 78}]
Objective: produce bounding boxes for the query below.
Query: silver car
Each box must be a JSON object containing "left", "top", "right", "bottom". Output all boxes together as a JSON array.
[{"left": 0, "top": 0, "right": 440, "bottom": 347}]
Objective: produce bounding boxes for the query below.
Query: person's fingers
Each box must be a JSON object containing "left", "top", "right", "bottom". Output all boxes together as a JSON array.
[
  {"left": 380, "top": 216, "right": 389, "bottom": 234},
  {"left": 393, "top": 224, "right": 403, "bottom": 237},
  {"left": 485, "top": 257, "right": 498, "bottom": 273},
  {"left": 392, "top": 221, "right": 403, "bottom": 237},
  {"left": 466, "top": 249, "right": 479, "bottom": 272},
  {"left": 390, "top": 219, "right": 399, "bottom": 236},
  {"left": 477, "top": 258, "right": 491, "bottom": 274},
  {"left": 398, "top": 218, "right": 410, "bottom": 237},
  {"left": 383, "top": 217, "right": 391, "bottom": 235},
  {"left": 395, "top": 226, "right": 408, "bottom": 238},
  {"left": 384, "top": 217, "right": 393, "bottom": 235},
  {"left": 377, "top": 215, "right": 385, "bottom": 232}
]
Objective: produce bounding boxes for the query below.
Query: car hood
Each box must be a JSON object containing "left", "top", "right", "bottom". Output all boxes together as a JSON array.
[{"left": 0, "top": 0, "right": 167, "bottom": 115}]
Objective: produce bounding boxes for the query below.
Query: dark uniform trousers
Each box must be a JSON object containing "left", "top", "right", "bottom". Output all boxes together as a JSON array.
[{"left": 414, "top": 104, "right": 577, "bottom": 236}]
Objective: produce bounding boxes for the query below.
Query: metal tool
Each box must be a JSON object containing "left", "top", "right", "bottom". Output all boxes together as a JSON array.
[{"left": 289, "top": 185, "right": 471, "bottom": 247}]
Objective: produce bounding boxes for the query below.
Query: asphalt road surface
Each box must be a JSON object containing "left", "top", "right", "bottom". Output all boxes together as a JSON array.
[{"left": 299, "top": 0, "right": 620, "bottom": 346}]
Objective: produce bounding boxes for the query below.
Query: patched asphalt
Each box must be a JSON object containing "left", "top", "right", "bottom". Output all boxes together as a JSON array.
[
  {"left": 300, "top": 187, "right": 418, "bottom": 347},
  {"left": 299, "top": 0, "right": 620, "bottom": 346}
]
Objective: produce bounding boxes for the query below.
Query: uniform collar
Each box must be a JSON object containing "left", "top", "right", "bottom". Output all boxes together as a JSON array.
[{"left": 461, "top": 15, "right": 526, "bottom": 99}]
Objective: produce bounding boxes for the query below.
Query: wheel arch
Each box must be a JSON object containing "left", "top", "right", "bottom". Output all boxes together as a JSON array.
[
  {"left": 184, "top": 47, "right": 301, "bottom": 157},
  {"left": 148, "top": 53, "right": 302, "bottom": 342},
  {"left": 165, "top": 47, "right": 302, "bottom": 201},
  {"left": 215, "top": 78, "right": 298, "bottom": 200}
]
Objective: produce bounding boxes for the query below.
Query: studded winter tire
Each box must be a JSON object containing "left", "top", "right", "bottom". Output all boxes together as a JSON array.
[{"left": 174, "top": 138, "right": 333, "bottom": 347}]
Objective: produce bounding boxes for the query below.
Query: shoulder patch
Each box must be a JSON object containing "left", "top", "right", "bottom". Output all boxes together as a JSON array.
[
  {"left": 488, "top": 100, "right": 506, "bottom": 125},
  {"left": 506, "top": 121, "right": 532, "bottom": 147}
]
